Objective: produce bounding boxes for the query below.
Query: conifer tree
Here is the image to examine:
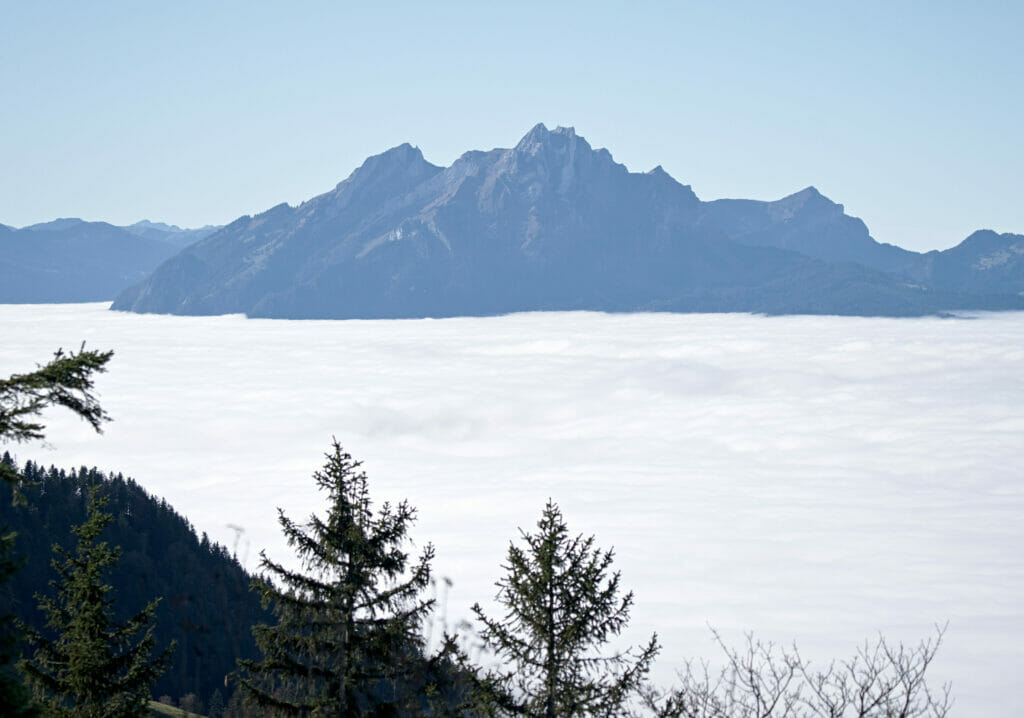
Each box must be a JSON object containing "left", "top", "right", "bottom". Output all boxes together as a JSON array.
[
  {"left": 0, "top": 526, "right": 38, "bottom": 717},
  {"left": 207, "top": 688, "right": 226, "bottom": 718},
  {"left": 472, "top": 500, "right": 659, "bottom": 718},
  {"left": 0, "top": 345, "right": 112, "bottom": 492},
  {"left": 237, "top": 440, "right": 437, "bottom": 716},
  {"left": 20, "top": 488, "right": 173, "bottom": 718},
  {"left": 1, "top": 346, "right": 112, "bottom": 717}
]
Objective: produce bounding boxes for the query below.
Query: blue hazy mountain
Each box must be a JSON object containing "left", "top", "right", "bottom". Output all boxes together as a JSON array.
[
  {"left": 701, "top": 187, "right": 921, "bottom": 275},
  {"left": 905, "top": 229, "right": 1024, "bottom": 296},
  {"left": 79, "top": 125, "right": 1024, "bottom": 316},
  {"left": 0, "top": 218, "right": 218, "bottom": 303},
  {"left": 123, "top": 219, "right": 221, "bottom": 248},
  {"left": 701, "top": 191, "right": 1024, "bottom": 296}
]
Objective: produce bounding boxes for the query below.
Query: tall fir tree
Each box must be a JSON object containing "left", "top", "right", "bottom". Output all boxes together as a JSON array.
[
  {"left": 19, "top": 488, "right": 173, "bottom": 718},
  {"left": 237, "top": 441, "right": 438, "bottom": 716},
  {"left": 472, "top": 500, "right": 659, "bottom": 718}
]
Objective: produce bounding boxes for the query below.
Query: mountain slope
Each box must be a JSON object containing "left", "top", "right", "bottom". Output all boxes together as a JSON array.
[
  {"left": 0, "top": 456, "right": 267, "bottom": 710},
  {"left": 0, "top": 220, "right": 180, "bottom": 302},
  {"left": 0, "top": 218, "right": 217, "bottom": 303},
  {"left": 907, "top": 230, "right": 1024, "bottom": 295},
  {"left": 109, "top": 124, "right": 1024, "bottom": 318},
  {"left": 701, "top": 187, "right": 921, "bottom": 275}
]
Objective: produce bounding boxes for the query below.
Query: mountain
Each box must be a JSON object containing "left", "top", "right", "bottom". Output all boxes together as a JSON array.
[
  {"left": 1, "top": 220, "right": 178, "bottom": 303},
  {"left": 906, "top": 229, "right": 1024, "bottom": 296},
  {"left": 700, "top": 187, "right": 921, "bottom": 275},
  {"left": 96, "top": 126, "right": 1024, "bottom": 316},
  {"left": 0, "top": 219, "right": 217, "bottom": 303},
  {"left": 124, "top": 220, "right": 221, "bottom": 249},
  {"left": 702, "top": 193, "right": 1024, "bottom": 297}
]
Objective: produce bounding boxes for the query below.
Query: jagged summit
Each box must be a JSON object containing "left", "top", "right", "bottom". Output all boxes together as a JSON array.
[
  {"left": 515, "top": 123, "right": 589, "bottom": 156},
  {"left": 515, "top": 122, "right": 550, "bottom": 148},
  {"left": 108, "top": 123, "right": 1024, "bottom": 319},
  {"left": 339, "top": 142, "right": 437, "bottom": 186}
]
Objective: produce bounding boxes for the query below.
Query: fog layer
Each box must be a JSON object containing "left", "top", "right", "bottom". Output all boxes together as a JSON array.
[{"left": 2, "top": 304, "right": 1021, "bottom": 715}]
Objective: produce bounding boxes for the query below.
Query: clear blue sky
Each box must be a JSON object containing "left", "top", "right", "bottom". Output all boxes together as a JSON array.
[{"left": 1, "top": 1, "right": 1020, "bottom": 251}]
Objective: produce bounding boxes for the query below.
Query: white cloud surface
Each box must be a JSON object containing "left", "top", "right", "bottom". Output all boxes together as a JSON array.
[{"left": 2, "top": 304, "right": 1022, "bottom": 715}]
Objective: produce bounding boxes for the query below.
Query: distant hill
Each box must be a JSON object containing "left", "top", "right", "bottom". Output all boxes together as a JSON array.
[
  {"left": 700, "top": 187, "right": 921, "bottom": 275},
  {"left": 110, "top": 124, "right": 1024, "bottom": 318},
  {"left": 0, "top": 218, "right": 217, "bottom": 303},
  {"left": 123, "top": 220, "right": 221, "bottom": 249},
  {"left": 702, "top": 192, "right": 1024, "bottom": 296},
  {"left": 0, "top": 456, "right": 267, "bottom": 709}
]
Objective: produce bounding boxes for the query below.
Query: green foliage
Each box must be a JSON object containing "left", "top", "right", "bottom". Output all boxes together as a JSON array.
[
  {"left": 206, "top": 689, "right": 225, "bottom": 718},
  {"left": 472, "top": 500, "right": 659, "bottom": 717},
  {"left": 0, "top": 345, "right": 112, "bottom": 497},
  {"left": 236, "top": 440, "right": 439, "bottom": 716},
  {"left": 0, "top": 344, "right": 112, "bottom": 446},
  {"left": 19, "top": 488, "right": 173, "bottom": 717},
  {"left": 0, "top": 345, "right": 111, "bottom": 717},
  {"left": 0, "top": 457, "right": 269, "bottom": 709}
]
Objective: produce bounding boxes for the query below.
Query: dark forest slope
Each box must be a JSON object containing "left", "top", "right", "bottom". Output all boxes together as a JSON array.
[{"left": 0, "top": 456, "right": 268, "bottom": 709}]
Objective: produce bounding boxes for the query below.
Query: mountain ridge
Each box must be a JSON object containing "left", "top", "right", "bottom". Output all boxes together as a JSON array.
[
  {"left": 8, "top": 124, "right": 1019, "bottom": 316},
  {"left": 110, "top": 124, "right": 1024, "bottom": 318},
  {"left": 0, "top": 218, "right": 221, "bottom": 303}
]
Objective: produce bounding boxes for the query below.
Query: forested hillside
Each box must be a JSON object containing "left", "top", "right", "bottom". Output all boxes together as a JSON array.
[{"left": 0, "top": 455, "right": 268, "bottom": 711}]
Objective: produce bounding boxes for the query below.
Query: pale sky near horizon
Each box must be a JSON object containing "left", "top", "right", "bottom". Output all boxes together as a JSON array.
[{"left": 1, "top": 1, "right": 1021, "bottom": 251}]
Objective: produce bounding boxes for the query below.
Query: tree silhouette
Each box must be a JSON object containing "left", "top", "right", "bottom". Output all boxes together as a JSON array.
[
  {"left": 472, "top": 499, "right": 659, "bottom": 717},
  {"left": 20, "top": 488, "right": 173, "bottom": 717},
  {"left": 0, "top": 345, "right": 112, "bottom": 494},
  {"left": 237, "top": 440, "right": 438, "bottom": 716},
  {"left": 1, "top": 344, "right": 112, "bottom": 717}
]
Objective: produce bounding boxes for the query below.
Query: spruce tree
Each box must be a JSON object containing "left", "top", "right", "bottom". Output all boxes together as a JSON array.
[
  {"left": 207, "top": 688, "right": 226, "bottom": 718},
  {"left": 472, "top": 500, "right": 659, "bottom": 717},
  {"left": 237, "top": 440, "right": 437, "bottom": 716},
  {"left": 1, "top": 346, "right": 112, "bottom": 717},
  {"left": 19, "top": 488, "right": 173, "bottom": 718},
  {"left": 0, "top": 526, "right": 37, "bottom": 717},
  {"left": 0, "top": 345, "right": 112, "bottom": 492}
]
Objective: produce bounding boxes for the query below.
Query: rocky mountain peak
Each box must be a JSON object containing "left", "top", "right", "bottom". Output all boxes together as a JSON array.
[
  {"left": 767, "top": 186, "right": 843, "bottom": 222},
  {"left": 514, "top": 123, "right": 591, "bottom": 157},
  {"left": 338, "top": 143, "right": 437, "bottom": 188},
  {"left": 514, "top": 122, "right": 550, "bottom": 150}
]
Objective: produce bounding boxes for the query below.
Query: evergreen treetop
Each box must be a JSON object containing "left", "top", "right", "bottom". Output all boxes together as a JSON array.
[
  {"left": 19, "top": 487, "right": 173, "bottom": 718},
  {"left": 1, "top": 344, "right": 113, "bottom": 718},
  {"left": 472, "top": 499, "right": 659, "bottom": 718},
  {"left": 237, "top": 440, "right": 438, "bottom": 716}
]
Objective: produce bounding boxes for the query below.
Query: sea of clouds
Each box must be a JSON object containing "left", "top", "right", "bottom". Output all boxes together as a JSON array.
[{"left": 2, "top": 303, "right": 1022, "bottom": 715}]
